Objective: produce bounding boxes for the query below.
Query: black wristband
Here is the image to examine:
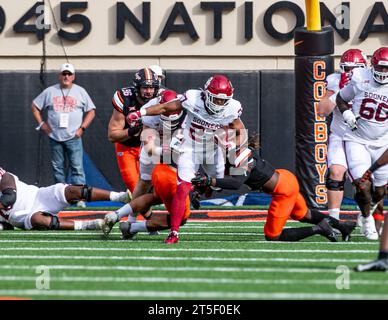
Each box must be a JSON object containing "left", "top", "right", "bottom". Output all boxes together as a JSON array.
[
  {"left": 81, "top": 126, "right": 86, "bottom": 131},
  {"left": 369, "top": 161, "right": 382, "bottom": 173}
]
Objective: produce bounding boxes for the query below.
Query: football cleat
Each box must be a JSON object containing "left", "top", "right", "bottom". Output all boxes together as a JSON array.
[
  {"left": 119, "top": 221, "right": 137, "bottom": 240},
  {"left": 149, "top": 231, "right": 160, "bottom": 236},
  {"left": 329, "top": 220, "right": 357, "bottom": 242},
  {"left": 76, "top": 200, "right": 87, "bottom": 208},
  {"left": 339, "top": 221, "right": 357, "bottom": 242},
  {"left": 361, "top": 215, "right": 379, "bottom": 240},
  {"left": 355, "top": 259, "right": 388, "bottom": 272},
  {"left": 317, "top": 218, "right": 339, "bottom": 242},
  {"left": 102, "top": 212, "right": 119, "bottom": 236},
  {"left": 116, "top": 190, "right": 132, "bottom": 203},
  {"left": 83, "top": 219, "right": 103, "bottom": 230},
  {"left": 164, "top": 231, "right": 179, "bottom": 244}
]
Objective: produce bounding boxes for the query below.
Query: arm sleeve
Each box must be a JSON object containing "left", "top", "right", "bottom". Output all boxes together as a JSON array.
[{"left": 214, "top": 174, "right": 247, "bottom": 190}]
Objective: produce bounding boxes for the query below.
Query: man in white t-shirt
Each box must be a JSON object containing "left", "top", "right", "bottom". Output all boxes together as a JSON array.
[
  {"left": 336, "top": 47, "right": 388, "bottom": 240},
  {"left": 31, "top": 63, "right": 96, "bottom": 207}
]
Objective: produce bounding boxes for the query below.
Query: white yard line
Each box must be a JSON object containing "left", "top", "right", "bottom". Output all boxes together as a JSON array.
[
  {"left": 0, "top": 275, "right": 386, "bottom": 286},
  {"left": 0, "top": 289, "right": 386, "bottom": 300},
  {"left": 0, "top": 247, "right": 377, "bottom": 253},
  {"left": 0, "top": 264, "right": 340, "bottom": 273},
  {"left": 0, "top": 254, "right": 372, "bottom": 263}
]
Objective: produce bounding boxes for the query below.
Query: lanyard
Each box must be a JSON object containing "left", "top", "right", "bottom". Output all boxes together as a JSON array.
[{"left": 60, "top": 86, "right": 72, "bottom": 110}]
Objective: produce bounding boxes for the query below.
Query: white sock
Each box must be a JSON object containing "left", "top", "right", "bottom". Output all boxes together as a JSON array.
[
  {"left": 116, "top": 204, "right": 134, "bottom": 219},
  {"left": 109, "top": 191, "right": 121, "bottom": 202},
  {"left": 74, "top": 220, "right": 85, "bottom": 230},
  {"left": 328, "top": 208, "right": 340, "bottom": 220},
  {"left": 130, "top": 221, "right": 148, "bottom": 233}
]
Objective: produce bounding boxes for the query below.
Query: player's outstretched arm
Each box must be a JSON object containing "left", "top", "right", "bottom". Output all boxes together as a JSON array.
[
  {"left": 191, "top": 173, "right": 246, "bottom": 191},
  {"left": 318, "top": 90, "right": 336, "bottom": 116},
  {"left": 108, "top": 109, "right": 133, "bottom": 143}
]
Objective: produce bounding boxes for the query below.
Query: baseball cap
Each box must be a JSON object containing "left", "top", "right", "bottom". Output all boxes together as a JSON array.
[{"left": 60, "top": 63, "right": 75, "bottom": 74}]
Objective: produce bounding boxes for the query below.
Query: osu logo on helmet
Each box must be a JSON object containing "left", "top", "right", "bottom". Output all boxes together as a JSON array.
[{"left": 133, "top": 67, "right": 160, "bottom": 101}]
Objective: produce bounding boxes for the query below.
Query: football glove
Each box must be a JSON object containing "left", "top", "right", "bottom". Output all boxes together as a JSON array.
[
  {"left": 339, "top": 72, "right": 351, "bottom": 89},
  {"left": 191, "top": 173, "right": 212, "bottom": 188},
  {"left": 190, "top": 191, "right": 201, "bottom": 210},
  {"left": 342, "top": 109, "right": 359, "bottom": 131},
  {"left": 125, "top": 111, "right": 143, "bottom": 128},
  {"left": 358, "top": 169, "right": 372, "bottom": 190}
]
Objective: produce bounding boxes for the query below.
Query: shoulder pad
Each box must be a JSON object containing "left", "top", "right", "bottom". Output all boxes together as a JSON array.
[
  {"left": 350, "top": 68, "right": 370, "bottom": 85},
  {"left": 326, "top": 73, "right": 340, "bottom": 92}
]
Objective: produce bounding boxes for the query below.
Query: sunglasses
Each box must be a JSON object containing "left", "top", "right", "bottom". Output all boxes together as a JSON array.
[{"left": 61, "top": 72, "right": 73, "bottom": 76}]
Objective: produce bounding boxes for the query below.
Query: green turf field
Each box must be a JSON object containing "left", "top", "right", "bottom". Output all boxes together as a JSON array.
[{"left": 0, "top": 220, "right": 387, "bottom": 300}]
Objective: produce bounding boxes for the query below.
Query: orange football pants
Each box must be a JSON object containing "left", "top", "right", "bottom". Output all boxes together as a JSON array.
[
  {"left": 264, "top": 169, "right": 309, "bottom": 238},
  {"left": 115, "top": 143, "right": 140, "bottom": 193},
  {"left": 152, "top": 164, "right": 191, "bottom": 220}
]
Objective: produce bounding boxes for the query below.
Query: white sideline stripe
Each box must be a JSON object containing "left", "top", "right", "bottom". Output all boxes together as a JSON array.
[
  {"left": 0, "top": 289, "right": 386, "bottom": 300},
  {"left": 0, "top": 247, "right": 377, "bottom": 253},
  {"left": 0, "top": 254, "right": 371, "bottom": 263},
  {"left": 0, "top": 264, "right": 338, "bottom": 273},
  {"left": 0, "top": 275, "right": 386, "bottom": 286},
  {"left": 0, "top": 239, "right": 378, "bottom": 245}
]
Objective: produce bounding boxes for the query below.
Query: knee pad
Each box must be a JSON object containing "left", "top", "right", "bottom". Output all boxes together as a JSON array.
[
  {"left": 325, "top": 177, "right": 345, "bottom": 191},
  {"left": 42, "top": 213, "right": 60, "bottom": 230},
  {"left": 81, "top": 185, "right": 93, "bottom": 202},
  {"left": 325, "top": 169, "right": 345, "bottom": 191},
  {"left": 71, "top": 184, "right": 93, "bottom": 202}
]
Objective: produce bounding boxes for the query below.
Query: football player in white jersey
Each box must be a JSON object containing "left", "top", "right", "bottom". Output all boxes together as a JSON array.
[
  {"left": 0, "top": 167, "right": 130, "bottom": 231},
  {"left": 126, "top": 74, "right": 247, "bottom": 244},
  {"left": 355, "top": 147, "right": 388, "bottom": 271},
  {"left": 336, "top": 47, "right": 388, "bottom": 240},
  {"left": 318, "top": 49, "right": 367, "bottom": 222}
]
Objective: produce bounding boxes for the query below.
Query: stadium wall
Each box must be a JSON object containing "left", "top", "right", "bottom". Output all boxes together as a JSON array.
[{"left": 0, "top": 0, "right": 386, "bottom": 71}]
